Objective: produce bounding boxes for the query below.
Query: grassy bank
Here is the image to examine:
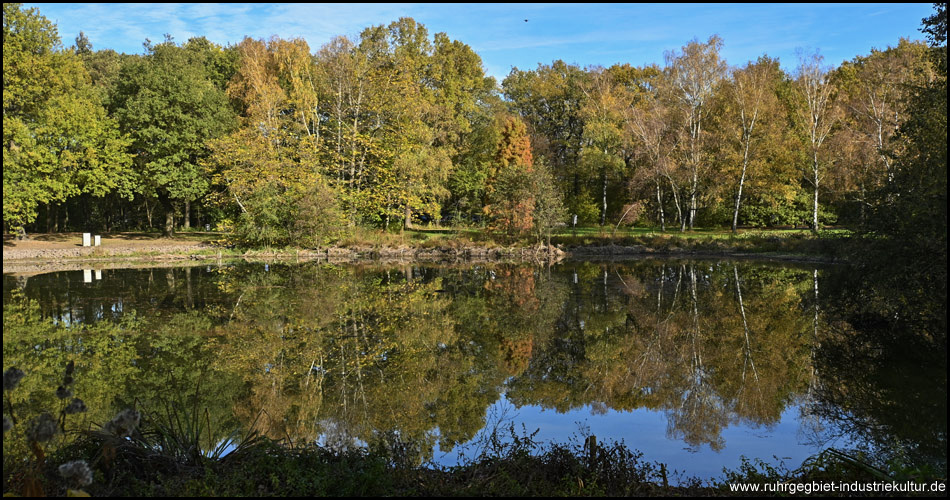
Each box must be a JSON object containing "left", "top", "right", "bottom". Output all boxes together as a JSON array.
[
  {"left": 548, "top": 226, "right": 852, "bottom": 259},
  {"left": 320, "top": 225, "right": 853, "bottom": 252},
  {"left": 5, "top": 425, "right": 944, "bottom": 497}
]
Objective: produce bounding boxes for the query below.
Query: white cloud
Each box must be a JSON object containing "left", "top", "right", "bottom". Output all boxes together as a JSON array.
[{"left": 24, "top": 2, "right": 932, "bottom": 75}]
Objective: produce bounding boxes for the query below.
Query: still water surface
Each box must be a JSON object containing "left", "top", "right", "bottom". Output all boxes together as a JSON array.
[{"left": 3, "top": 259, "right": 944, "bottom": 480}]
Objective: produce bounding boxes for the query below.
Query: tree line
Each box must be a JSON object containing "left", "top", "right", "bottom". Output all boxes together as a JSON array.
[{"left": 3, "top": 3, "right": 945, "bottom": 245}]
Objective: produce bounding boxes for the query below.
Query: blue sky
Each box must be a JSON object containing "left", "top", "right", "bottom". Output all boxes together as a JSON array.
[{"left": 26, "top": 3, "right": 937, "bottom": 80}]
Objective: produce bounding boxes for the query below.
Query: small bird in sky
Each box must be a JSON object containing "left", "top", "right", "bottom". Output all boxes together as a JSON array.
[{"left": 524, "top": 19, "right": 529, "bottom": 22}]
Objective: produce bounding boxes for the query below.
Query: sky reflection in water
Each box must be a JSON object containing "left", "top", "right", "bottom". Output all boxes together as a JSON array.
[{"left": 5, "top": 259, "right": 936, "bottom": 480}]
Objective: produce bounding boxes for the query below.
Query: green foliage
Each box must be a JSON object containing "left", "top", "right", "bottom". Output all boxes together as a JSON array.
[
  {"left": 503, "top": 61, "right": 590, "bottom": 221},
  {"left": 866, "top": 38, "right": 946, "bottom": 252},
  {"left": 850, "top": 3, "right": 947, "bottom": 349},
  {"left": 4, "top": 4, "right": 944, "bottom": 247},
  {"left": 8, "top": 420, "right": 694, "bottom": 497},
  {"left": 292, "top": 180, "right": 348, "bottom": 247},
  {"left": 530, "top": 162, "right": 567, "bottom": 244},
  {"left": 3, "top": 3, "right": 133, "bottom": 232},
  {"left": 111, "top": 36, "right": 236, "bottom": 234},
  {"left": 229, "top": 178, "right": 346, "bottom": 248},
  {"left": 486, "top": 160, "right": 534, "bottom": 237},
  {"left": 739, "top": 188, "right": 830, "bottom": 228},
  {"left": 232, "top": 182, "right": 297, "bottom": 247},
  {"left": 126, "top": 395, "right": 267, "bottom": 468}
]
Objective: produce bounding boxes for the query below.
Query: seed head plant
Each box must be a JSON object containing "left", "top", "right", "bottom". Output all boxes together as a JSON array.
[{"left": 2, "top": 362, "right": 91, "bottom": 497}]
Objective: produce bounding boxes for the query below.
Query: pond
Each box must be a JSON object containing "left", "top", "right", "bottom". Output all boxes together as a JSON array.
[{"left": 3, "top": 259, "right": 945, "bottom": 481}]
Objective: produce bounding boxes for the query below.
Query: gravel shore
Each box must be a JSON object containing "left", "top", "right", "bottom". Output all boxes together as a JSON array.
[
  {"left": 3, "top": 244, "right": 214, "bottom": 261},
  {"left": 3, "top": 233, "right": 217, "bottom": 274}
]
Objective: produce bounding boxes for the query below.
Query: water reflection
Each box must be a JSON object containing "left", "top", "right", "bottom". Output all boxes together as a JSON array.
[
  {"left": 3, "top": 259, "right": 945, "bottom": 476},
  {"left": 802, "top": 263, "right": 947, "bottom": 469},
  {"left": 505, "top": 263, "right": 814, "bottom": 453}
]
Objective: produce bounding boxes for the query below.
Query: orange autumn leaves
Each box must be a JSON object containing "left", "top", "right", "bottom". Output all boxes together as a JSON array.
[{"left": 485, "top": 116, "right": 535, "bottom": 237}]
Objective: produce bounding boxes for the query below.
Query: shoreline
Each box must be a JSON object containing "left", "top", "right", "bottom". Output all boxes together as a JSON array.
[{"left": 2, "top": 241, "right": 843, "bottom": 276}]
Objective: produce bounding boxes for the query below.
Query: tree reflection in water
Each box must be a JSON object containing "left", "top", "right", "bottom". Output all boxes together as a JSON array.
[
  {"left": 3, "top": 259, "right": 944, "bottom": 472},
  {"left": 801, "top": 263, "right": 946, "bottom": 470}
]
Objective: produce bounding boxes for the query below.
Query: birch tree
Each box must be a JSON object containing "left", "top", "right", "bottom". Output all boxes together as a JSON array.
[
  {"left": 580, "top": 66, "right": 629, "bottom": 226},
  {"left": 794, "top": 50, "right": 839, "bottom": 232},
  {"left": 723, "top": 56, "right": 782, "bottom": 232},
  {"left": 666, "top": 35, "right": 727, "bottom": 230},
  {"left": 625, "top": 70, "right": 678, "bottom": 231}
]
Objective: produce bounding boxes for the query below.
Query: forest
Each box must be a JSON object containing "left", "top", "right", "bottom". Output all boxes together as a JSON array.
[{"left": 3, "top": 3, "right": 946, "bottom": 251}]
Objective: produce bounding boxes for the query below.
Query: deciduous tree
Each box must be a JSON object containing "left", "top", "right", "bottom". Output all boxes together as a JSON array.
[
  {"left": 3, "top": 4, "right": 133, "bottom": 235},
  {"left": 665, "top": 35, "right": 728, "bottom": 230},
  {"left": 719, "top": 56, "right": 783, "bottom": 232},
  {"left": 112, "top": 36, "right": 236, "bottom": 236},
  {"left": 793, "top": 50, "right": 840, "bottom": 232},
  {"left": 485, "top": 116, "right": 535, "bottom": 237}
]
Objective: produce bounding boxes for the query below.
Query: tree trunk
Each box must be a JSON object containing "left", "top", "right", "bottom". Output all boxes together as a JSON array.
[
  {"left": 159, "top": 195, "right": 176, "bottom": 237},
  {"left": 404, "top": 205, "right": 413, "bottom": 230},
  {"left": 689, "top": 172, "right": 698, "bottom": 231},
  {"left": 184, "top": 200, "right": 191, "bottom": 230},
  {"left": 859, "top": 184, "right": 866, "bottom": 228},
  {"left": 656, "top": 181, "right": 665, "bottom": 232},
  {"left": 105, "top": 199, "right": 112, "bottom": 233},
  {"left": 667, "top": 177, "right": 685, "bottom": 233},
  {"left": 688, "top": 116, "right": 701, "bottom": 231},
  {"left": 46, "top": 203, "right": 54, "bottom": 233},
  {"left": 812, "top": 159, "right": 820, "bottom": 233},
  {"left": 600, "top": 171, "right": 608, "bottom": 226},
  {"left": 732, "top": 164, "right": 746, "bottom": 233},
  {"left": 165, "top": 210, "right": 175, "bottom": 237},
  {"left": 144, "top": 198, "right": 154, "bottom": 230}
]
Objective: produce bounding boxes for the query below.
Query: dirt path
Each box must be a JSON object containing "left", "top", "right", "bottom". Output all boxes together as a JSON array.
[{"left": 3, "top": 232, "right": 215, "bottom": 262}]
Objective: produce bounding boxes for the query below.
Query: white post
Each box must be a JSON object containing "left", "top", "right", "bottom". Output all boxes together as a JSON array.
[
  {"left": 95, "top": 270, "right": 102, "bottom": 280},
  {"left": 82, "top": 233, "right": 91, "bottom": 247},
  {"left": 94, "top": 235, "right": 101, "bottom": 246},
  {"left": 83, "top": 269, "right": 92, "bottom": 283}
]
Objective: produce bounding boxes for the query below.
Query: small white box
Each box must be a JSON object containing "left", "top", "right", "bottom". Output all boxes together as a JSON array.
[
  {"left": 94, "top": 235, "right": 101, "bottom": 246},
  {"left": 82, "top": 233, "right": 91, "bottom": 246}
]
